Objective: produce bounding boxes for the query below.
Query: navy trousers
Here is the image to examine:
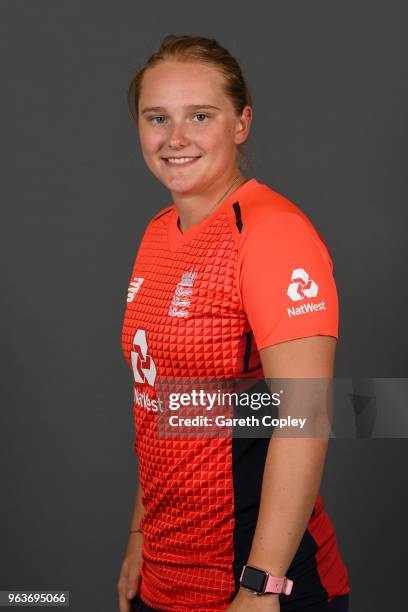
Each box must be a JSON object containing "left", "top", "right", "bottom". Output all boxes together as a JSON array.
[{"left": 132, "top": 592, "right": 349, "bottom": 611}]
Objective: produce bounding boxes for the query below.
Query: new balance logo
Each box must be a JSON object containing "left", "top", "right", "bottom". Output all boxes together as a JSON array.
[
  {"left": 287, "top": 268, "right": 318, "bottom": 301},
  {"left": 168, "top": 271, "right": 197, "bottom": 318},
  {"left": 131, "top": 329, "right": 156, "bottom": 386},
  {"left": 127, "top": 277, "right": 144, "bottom": 302}
]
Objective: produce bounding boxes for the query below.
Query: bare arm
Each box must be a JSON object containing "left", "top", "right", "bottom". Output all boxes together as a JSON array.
[
  {"left": 229, "top": 336, "right": 335, "bottom": 610},
  {"left": 118, "top": 482, "right": 145, "bottom": 612}
]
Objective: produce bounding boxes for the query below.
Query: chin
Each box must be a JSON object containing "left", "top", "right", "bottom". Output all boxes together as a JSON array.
[{"left": 164, "top": 175, "right": 202, "bottom": 194}]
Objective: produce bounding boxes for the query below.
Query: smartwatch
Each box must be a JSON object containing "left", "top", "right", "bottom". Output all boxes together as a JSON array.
[{"left": 240, "top": 564, "right": 293, "bottom": 596}]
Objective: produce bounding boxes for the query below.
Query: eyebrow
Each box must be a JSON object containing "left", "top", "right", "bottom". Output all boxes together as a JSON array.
[{"left": 140, "top": 104, "right": 222, "bottom": 115}]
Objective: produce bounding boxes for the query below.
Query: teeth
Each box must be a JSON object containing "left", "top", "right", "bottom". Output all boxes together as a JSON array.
[{"left": 166, "top": 157, "right": 197, "bottom": 164}]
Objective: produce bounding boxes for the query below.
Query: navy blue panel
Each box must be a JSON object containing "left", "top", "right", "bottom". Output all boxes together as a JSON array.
[
  {"left": 230, "top": 380, "right": 271, "bottom": 600},
  {"left": 230, "top": 381, "right": 331, "bottom": 610},
  {"left": 243, "top": 331, "right": 252, "bottom": 373},
  {"left": 232, "top": 201, "right": 243, "bottom": 232}
]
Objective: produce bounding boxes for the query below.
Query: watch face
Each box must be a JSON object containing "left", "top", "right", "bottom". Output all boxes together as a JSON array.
[{"left": 241, "top": 566, "right": 267, "bottom": 593}]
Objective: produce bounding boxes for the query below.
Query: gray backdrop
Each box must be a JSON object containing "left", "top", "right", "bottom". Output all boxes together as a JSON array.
[{"left": 1, "top": 1, "right": 407, "bottom": 610}]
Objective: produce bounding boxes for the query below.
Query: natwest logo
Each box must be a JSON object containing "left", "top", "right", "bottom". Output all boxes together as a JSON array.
[
  {"left": 287, "top": 300, "right": 327, "bottom": 318},
  {"left": 287, "top": 268, "right": 318, "bottom": 302},
  {"left": 131, "top": 329, "right": 156, "bottom": 386}
]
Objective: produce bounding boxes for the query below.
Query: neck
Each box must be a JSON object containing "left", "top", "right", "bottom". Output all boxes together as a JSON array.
[{"left": 172, "top": 169, "right": 246, "bottom": 233}]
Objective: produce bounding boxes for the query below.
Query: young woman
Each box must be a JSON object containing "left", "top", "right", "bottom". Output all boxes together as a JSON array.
[{"left": 118, "top": 35, "right": 350, "bottom": 612}]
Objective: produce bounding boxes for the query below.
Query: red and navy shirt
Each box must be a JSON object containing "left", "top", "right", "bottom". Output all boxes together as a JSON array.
[{"left": 121, "top": 178, "right": 350, "bottom": 611}]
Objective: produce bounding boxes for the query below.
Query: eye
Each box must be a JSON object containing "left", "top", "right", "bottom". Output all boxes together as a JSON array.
[
  {"left": 193, "top": 113, "right": 209, "bottom": 122},
  {"left": 149, "top": 116, "right": 167, "bottom": 125}
]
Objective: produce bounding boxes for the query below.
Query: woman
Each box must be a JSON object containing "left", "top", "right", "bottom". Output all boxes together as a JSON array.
[{"left": 118, "top": 35, "right": 350, "bottom": 612}]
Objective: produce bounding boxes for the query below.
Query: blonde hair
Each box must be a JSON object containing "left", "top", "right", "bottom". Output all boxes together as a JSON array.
[{"left": 127, "top": 34, "right": 253, "bottom": 171}]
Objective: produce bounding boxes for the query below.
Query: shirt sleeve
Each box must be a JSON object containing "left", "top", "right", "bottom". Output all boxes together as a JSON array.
[{"left": 238, "top": 211, "right": 339, "bottom": 350}]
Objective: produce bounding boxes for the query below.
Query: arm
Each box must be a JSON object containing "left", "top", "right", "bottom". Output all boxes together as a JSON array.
[
  {"left": 229, "top": 335, "right": 335, "bottom": 611},
  {"left": 118, "top": 483, "right": 145, "bottom": 612}
]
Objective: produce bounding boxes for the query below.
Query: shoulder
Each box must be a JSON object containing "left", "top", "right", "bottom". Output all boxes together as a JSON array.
[
  {"left": 151, "top": 204, "right": 174, "bottom": 222},
  {"left": 142, "top": 204, "right": 174, "bottom": 236},
  {"left": 236, "top": 182, "right": 316, "bottom": 235},
  {"left": 234, "top": 181, "right": 333, "bottom": 265}
]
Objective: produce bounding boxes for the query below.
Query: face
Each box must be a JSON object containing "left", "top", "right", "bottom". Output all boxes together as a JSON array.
[{"left": 137, "top": 60, "right": 251, "bottom": 195}]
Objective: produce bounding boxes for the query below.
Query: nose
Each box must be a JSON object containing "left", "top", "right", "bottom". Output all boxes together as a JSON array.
[{"left": 168, "top": 120, "right": 188, "bottom": 149}]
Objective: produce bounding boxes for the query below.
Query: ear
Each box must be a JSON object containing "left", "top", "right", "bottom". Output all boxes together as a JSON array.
[{"left": 234, "top": 106, "right": 252, "bottom": 145}]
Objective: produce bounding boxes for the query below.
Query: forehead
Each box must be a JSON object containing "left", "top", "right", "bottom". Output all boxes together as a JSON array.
[{"left": 139, "top": 60, "right": 229, "bottom": 107}]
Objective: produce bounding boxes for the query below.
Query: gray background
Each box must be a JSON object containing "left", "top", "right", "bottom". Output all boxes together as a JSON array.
[{"left": 1, "top": 0, "right": 407, "bottom": 610}]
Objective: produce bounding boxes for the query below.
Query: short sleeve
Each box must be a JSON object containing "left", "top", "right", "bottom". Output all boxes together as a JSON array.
[{"left": 238, "top": 211, "right": 339, "bottom": 350}]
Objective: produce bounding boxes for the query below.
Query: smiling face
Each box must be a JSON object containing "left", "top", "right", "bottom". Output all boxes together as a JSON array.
[{"left": 137, "top": 60, "right": 251, "bottom": 195}]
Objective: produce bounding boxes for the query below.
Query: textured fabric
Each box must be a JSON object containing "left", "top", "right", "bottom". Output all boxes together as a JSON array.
[{"left": 121, "top": 178, "right": 350, "bottom": 611}]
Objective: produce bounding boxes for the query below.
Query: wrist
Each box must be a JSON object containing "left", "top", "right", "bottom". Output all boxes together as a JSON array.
[
  {"left": 235, "top": 587, "right": 280, "bottom": 610},
  {"left": 240, "top": 564, "right": 293, "bottom": 596},
  {"left": 129, "top": 527, "right": 143, "bottom": 535},
  {"left": 238, "top": 587, "right": 279, "bottom": 599}
]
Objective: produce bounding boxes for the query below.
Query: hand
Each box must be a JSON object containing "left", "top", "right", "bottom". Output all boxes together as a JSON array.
[
  {"left": 117, "top": 533, "right": 143, "bottom": 612},
  {"left": 227, "top": 588, "right": 280, "bottom": 611}
]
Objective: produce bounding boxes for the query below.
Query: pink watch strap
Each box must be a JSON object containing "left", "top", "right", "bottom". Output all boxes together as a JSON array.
[
  {"left": 264, "top": 574, "right": 293, "bottom": 595},
  {"left": 239, "top": 565, "right": 294, "bottom": 595}
]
